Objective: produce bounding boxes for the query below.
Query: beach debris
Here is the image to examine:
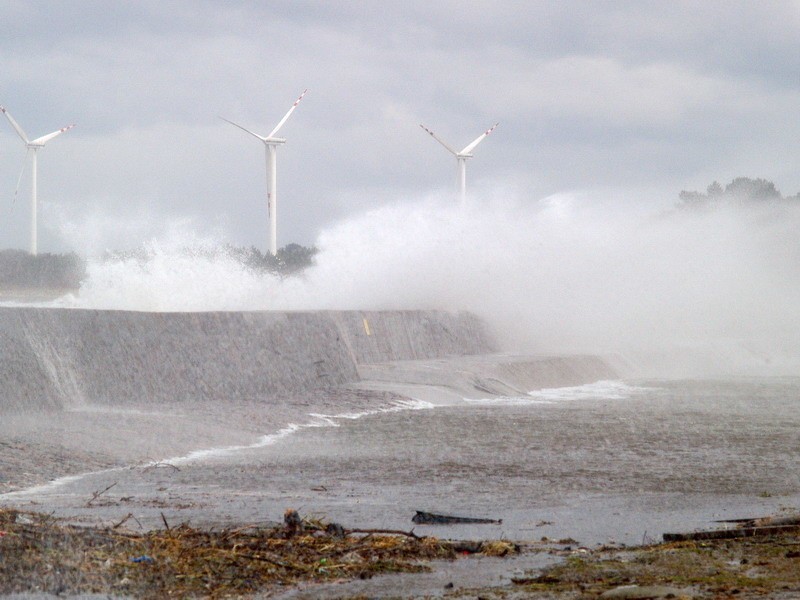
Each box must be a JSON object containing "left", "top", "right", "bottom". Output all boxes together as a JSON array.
[
  {"left": 664, "top": 512, "right": 800, "bottom": 542},
  {"left": 714, "top": 512, "right": 800, "bottom": 528},
  {"left": 449, "top": 540, "right": 482, "bottom": 553},
  {"left": 412, "top": 510, "right": 502, "bottom": 525},
  {"left": 325, "top": 522, "right": 345, "bottom": 538},
  {"left": 512, "top": 525, "right": 800, "bottom": 598},
  {"left": 479, "top": 540, "right": 518, "bottom": 556},
  {"left": 284, "top": 508, "right": 304, "bottom": 537},
  {"left": 0, "top": 507, "right": 501, "bottom": 597},
  {"left": 664, "top": 523, "right": 800, "bottom": 542},
  {"left": 599, "top": 584, "right": 694, "bottom": 599},
  {"left": 112, "top": 513, "right": 134, "bottom": 529},
  {"left": 512, "top": 574, "right": 560, "bottom": 585},
  {"left": 347, "top": 527, "right": 422, "bottom": 539},
  {"left": 85, "top": 482, "right": 117, "bottom": 507}
]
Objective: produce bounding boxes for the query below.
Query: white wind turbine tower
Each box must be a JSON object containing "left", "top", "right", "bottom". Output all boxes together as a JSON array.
[
  {"left": 221, "top": 89, "right": 307, "bottom": 256},
  {"left": 1, "top": 106, "right": 75, "bottom": 255},
  {"left": 420, "top": 122, "right": 498, "bottom": 204}
]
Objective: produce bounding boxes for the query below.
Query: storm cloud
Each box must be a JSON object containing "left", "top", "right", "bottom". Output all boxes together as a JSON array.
[{"left": 0, "top": 1, "right": 798, "bottom": 253}]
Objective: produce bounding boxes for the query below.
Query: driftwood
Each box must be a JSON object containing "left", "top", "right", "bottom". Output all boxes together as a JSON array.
[
  {"left": 112, "top": 513, "right": 134, "bottom": 529},
  {"left": 85, "top": 482, "right": 117, "bottom": 507},
  {"left": 412, "top": 510, "right": 502, "bottom": 525},
  {"left": 714, "top": 514, "right": 800, "bottom": 528},
  {"left": 664, "top": 523, "right": 800, "bottom": 542},
  {"left": 447, "top": 540, "right": 484, "bottom": 553},
  {"left": 347, "top": 527, "right": 421, "bottom": 539}
]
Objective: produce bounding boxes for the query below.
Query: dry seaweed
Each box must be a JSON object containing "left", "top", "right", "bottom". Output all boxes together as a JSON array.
[{"left": 0, "top": 508, "right": 512, "bottom": 598}]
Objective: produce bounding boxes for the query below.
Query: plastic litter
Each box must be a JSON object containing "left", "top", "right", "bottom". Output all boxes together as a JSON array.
[{"left": 130, "top": 555, "right": 155, "bottom": 564}]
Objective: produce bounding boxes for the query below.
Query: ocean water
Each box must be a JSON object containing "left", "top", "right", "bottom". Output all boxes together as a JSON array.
[
  {"left": 194, "top": 377, "right": 800, "bottom": 544},
  {"left": 5, "top": 377, "right": 799, "bottom": 547}
]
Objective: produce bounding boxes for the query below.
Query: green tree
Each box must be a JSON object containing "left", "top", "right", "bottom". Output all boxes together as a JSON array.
[
  {"left": 678, "top": 177, "right": 798, "bottom": 208},
  {"left": 724, "top": 177, "right": 781, "bottom": 202}
]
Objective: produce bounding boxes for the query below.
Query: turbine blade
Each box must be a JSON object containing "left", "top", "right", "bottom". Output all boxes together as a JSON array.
[
  {"left": 12, "top": 148, "right": 30, "bottom": 206},
  {"left": 219, "top": 116, "right": 268, "bottom": 142},
  {"left": 0, "top": 105, "right": 30, "bottom": 143},
  {"left": 419, "top": 124, "right": 458, "bottom": 155},
  {"left": 31, "top": 123, "right": 76, "bottom": 146},
  {"left": 267, "top": 89, "right": 307, "bottom": 138},
  {"left": 460, "top": 122, "right": 499, "bottom": 155}
]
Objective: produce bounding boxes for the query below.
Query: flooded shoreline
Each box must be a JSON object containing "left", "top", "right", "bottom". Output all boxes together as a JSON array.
[
  {"left": 3, "top": 378, "right": 798, "bottom": 542},
  {"left": 2, "top": 377, "right": 799, "bottom": 597}
]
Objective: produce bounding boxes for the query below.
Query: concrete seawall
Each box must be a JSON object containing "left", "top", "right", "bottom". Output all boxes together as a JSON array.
[
  {"left": 0, "top": 307, "right": 619, "bottom": 499},
  {"left": 0, "top": 308, "right": 500, "bottom": 411},
  {"left": 356, "top": 354, "right": 618, "bottom": 401}
]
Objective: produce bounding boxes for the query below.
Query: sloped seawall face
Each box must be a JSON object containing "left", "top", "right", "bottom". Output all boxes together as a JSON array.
[
  {"left": 0, "top": 308, "right": 495, "bottom": 411},
  {"left": 331, "top": 310, "right": 495, "bottom": 364}
]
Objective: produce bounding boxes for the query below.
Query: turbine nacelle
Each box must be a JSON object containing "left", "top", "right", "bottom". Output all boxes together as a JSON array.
[{"left": 218, "top": 118, "right": 289, "bottom": 145}]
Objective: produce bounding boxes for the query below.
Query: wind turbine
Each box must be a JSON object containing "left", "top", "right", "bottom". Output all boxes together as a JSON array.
[
  {"left": 221, "top": 89, "right": 307, "bottom": 256},
  {"left": 1, "top": 106, "right": 75, "bottom": 256},
  {"left": 420, "top": 122, "right": 498, "bottom": 204}
]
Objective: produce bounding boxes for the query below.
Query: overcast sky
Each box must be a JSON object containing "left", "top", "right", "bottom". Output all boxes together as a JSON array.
[{"left": 1, "top": 1, "right": 798, "bottom": 254}]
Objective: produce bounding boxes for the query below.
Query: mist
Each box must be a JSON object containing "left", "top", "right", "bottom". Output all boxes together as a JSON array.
[{"left": 49, "top": 191, "right": 800, "bottom": 378}]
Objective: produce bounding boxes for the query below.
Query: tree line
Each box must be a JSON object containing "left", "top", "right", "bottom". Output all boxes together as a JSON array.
[
  {"left": 0, "top": 249, "right": 86, "bottom": 289},
  {"left": 0, "top": 243, "right": 318, "bottom": 290},
  {"left": 224, "top": 243, "right": 319, "bottom": 276},
  {"left": 678, "top": 177, "right": 800, "bottom": 207}
]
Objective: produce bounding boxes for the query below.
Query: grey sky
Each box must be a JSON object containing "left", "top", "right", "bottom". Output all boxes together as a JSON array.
[{"left": 1, "top": 1, "right": 798, "bottom": 254}]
